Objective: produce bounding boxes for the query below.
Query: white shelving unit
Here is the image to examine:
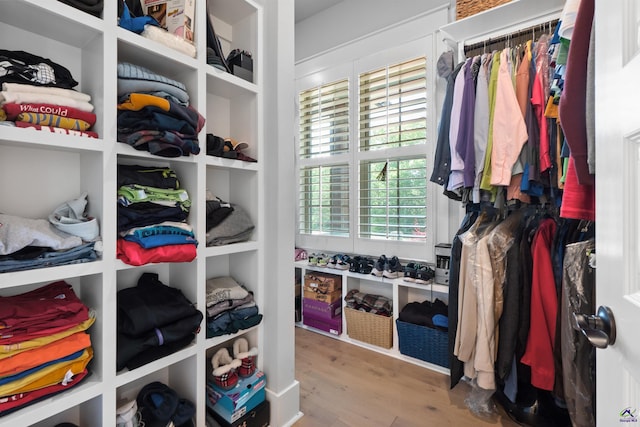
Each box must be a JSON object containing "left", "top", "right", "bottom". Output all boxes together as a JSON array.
[
  {"left": 0, "top": 0, "right": 294, "bottom": 425},
  {"left": 294, "top": 261, "right": 450, "bottom": 376}
]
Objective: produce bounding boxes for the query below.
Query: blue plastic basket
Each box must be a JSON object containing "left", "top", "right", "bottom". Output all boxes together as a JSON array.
[{"left": 396, "top": 319, "right": 449, "bottom": 368}]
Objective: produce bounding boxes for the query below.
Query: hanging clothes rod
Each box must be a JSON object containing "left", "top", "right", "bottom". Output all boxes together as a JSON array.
[{"left": 463, "top": 18, "right": 559, "bottom": 56}]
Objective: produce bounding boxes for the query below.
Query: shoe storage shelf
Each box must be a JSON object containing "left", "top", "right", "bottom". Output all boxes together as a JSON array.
[
  {"left": 0, "top": 1, "right": 278, "bottom": 426},
  {"left": 294, "top": 261, "right": 450, "bottom": 375}
]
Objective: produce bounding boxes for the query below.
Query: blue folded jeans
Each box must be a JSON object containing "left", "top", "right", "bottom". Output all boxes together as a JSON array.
[{"left": 0, "top": 242, "right": 97, "bottom": 273}]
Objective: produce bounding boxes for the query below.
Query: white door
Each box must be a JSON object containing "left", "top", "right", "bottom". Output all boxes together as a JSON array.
[{"left": 595, "top": 0, "right": 640, "bottom": 425}]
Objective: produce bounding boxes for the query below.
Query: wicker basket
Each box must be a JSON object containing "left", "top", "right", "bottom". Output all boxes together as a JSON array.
[
  {"left": 396, "top": 320, "right": 449, "bottom": 368},
  {"left": 456, "top": 0, "right": 512, "bottom": 20},
  {"left": 344, "top": 307, "right": 393, "bottom": 349}
]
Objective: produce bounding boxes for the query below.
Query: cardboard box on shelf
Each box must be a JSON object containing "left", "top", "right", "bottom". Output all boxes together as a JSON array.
[
  {"left": 142, "top": 0, "right": 195, "bottom": 43},
  {"left": 303, "top": 288, "right": 342, "bottom": 304},
  {"left": 304, "top": 272, "right": 341, "bottom": 293},
  {"left": 303, "top": 312, "right": 342, "bottom": 336},
  {"left": 206, "top": 370, "right": 266, "bottom": 424},
  {"left": 208, "top": 399, "right": 270, "bottom": 427},
  {"left": 303, "top": 297, "right": 342, "bottom": 321}
]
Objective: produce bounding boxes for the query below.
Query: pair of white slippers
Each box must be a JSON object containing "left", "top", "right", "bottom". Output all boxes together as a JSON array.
[{"left": 211, "top": 337, "right": 258, "bottom": 390}]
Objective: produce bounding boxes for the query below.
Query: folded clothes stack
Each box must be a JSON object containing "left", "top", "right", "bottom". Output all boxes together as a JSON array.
[
  {"left": 0, "top": 193, "right": 101, "bottom": 273},
  {"left": 0, "top": 281, "right": 95, "bottom": 417},
  {"left": 117, "top": 63, "right": 204, "bottom": 157},
  {"left": 0, "top": 50, "right": 98, "bottom": 138},
  {"left": 205, "top": 276, "right": 262, "bottom": 338},
  {"left": 205, "top": 194, "right": 255, "bottom": 247},
  {"left": 116, "top": 164, "right": 197, "bottom": 266},
  {"left": 117, "top": 273, "right": 203, "bottom": 371}
]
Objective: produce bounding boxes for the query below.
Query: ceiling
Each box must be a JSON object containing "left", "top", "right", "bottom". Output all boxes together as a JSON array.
[{"left": 295, "top": 0, "right": 344, "bottom": 23}]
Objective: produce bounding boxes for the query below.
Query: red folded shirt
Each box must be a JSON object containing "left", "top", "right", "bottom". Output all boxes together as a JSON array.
[
  {"left": 117, "top": 238, "right": 197, "bottom": 266},
  {"left": 3, "top": 103, "right": 96, "bottom": 126}
]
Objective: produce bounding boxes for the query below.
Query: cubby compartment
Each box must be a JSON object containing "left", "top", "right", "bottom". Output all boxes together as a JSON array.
[
  {"left": 115, "top": 39, "right": 203, "bottom": 160},
  {"left": 116, "top": 355, "right": 199, "bottom": 425},
  {"left": 115, "top": 264, "right": 201, "bottom": 382},
  {"left": 0, "top": 145, "right": 104, "bottom": 277},
  {"left": 117, "top": 30, "right": 199, "bottom": 78},
  {"left": 116, "top": 25, "right": 199, "bottom": 70},
  {"left": 204, "top": 252, "right": 262, "bottom": 343},
  {"left": 0, "top": 3, "right": 105, "bottom": 138},
  {"left": 0, "top": 145, "right": 103, "bottom": 221},
  {"left": 205, "top": 79, "right": 259, "bottom": 162},
  {"left": 207, "top": 0, "right": 259, "bottom": 85},
  {"left": 0, "top": 275, "right": 103, "bottom": 424},
  {"left": 396, "top": 281, "right": 448, "bottom": 310},
  {"left": 204, "top": 165, "right": 258, "bottom": 248},
  {"left": 115, "top": 155, "right": 200, "bottom": 269},
  {"left": 26, "top": 393, "right": 103, "bottom": 427},
  {"left": 345, "top": 275, "right": 392, "bottom": 300}
]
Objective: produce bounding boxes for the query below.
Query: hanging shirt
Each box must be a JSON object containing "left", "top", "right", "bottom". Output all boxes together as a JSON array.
[
  {"left": 456, "top": 57, "right": 479, "bottom": 187},
  {"left": 447, "top": 58, "right": 469, "bottom": 191},
  {"left": 455, "top": 213, "right": 499, "bottom": 390},
  {"left": 515, "top": 42, "right": 532, "bottom": 118},
  {"left": 472, "top": 54, "right": 490, "bottom": 203},
  {"left": 521, "top": 217, "right": 558, "bottom": 391},
  {"left": 559, "top": 0, "right": 595, "bottom": 185},
  {"left": 430, "top": 51, "right": 458, "bottom": 186},
  {"left": 479, "top": 52, "right": 501, "bottom": 194},
  {"left": 490, "top": 49, "right": 528, "bottom": 186}
]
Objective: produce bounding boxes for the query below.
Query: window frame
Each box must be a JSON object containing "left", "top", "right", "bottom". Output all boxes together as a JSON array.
[{"left": 295, "top": 37, "right": 436, "bottom": 262}]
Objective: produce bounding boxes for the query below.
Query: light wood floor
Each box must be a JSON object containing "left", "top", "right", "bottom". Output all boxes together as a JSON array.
[{"left": 293, "top": 327, "right": 519, "bottom": 427}]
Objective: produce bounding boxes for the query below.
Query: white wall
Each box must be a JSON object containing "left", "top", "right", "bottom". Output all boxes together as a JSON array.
[{"left": 295, "top": 0, "right": 451, "bottom": 62}]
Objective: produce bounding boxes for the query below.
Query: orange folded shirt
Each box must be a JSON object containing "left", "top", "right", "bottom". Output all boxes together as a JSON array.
[{"left": 0, "top": 331, "right": 91, "bottom": 378}]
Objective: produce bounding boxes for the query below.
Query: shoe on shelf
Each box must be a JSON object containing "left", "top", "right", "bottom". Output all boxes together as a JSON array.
[
  {"left": 403, "top": 262, "right": 417, "bottom": 282},
  {"left": 358, "top": 257, "right": 374, "bottom": 275},
  {"left": 415, "top": 265, "right": 435, "bottom": 284},
  {"left": 327, "top": 254, "right": 339, "bottom": 269},
  {"left": 334, "top": 254, "right": 351, "bottom": 270},
  {"left": 211, "top": 348, "right": 241, "bottom": 390},
  {"left": 233, "top": 337, "right": 258, "bottom": 378},
  {"left": 371, "top": 255, "right": 387, "bottom": 277},
  {"left": 308, "top": 253, "right": 318, "bottom": 266},
  {"left": 349, "top": 256, "right": 362, "bottom": 273},
  {"left": 382, "top": 256, "right": 403, "bottom": 279},
  {"left": 316, "top": 254, "right": 328, "bottom": 268}
]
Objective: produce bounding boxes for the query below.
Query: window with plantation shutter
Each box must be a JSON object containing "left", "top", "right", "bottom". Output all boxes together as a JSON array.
[
  {"left": 296, "top": 41, "right": 433, "bottom": 257},
  {"left": 359, "top": 57, "right": 427, "bottom": 152},
  {"left": 298, "top": 79, "right": 349, "bottom": 159},
  {"left": 359, "top": 157, "right": 427, "bottom": 241},
  {"left": 299, "top": 164, "right": 350, "bottom": 236}
]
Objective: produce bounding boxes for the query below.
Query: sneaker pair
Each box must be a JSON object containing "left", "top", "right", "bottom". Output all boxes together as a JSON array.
[
  {"left": 415, "top": 265, "right": 435, "bottom": 284},
  {"left": 308, "top": 253, "right": 328, "bottom": 267},
  {"left": 349, "top": 256, "right": 373, "bottom": 274},
  {"left": 328, "top": 254, "right": 351, "bottom": 270},
  {"left": 382, "top": 256, "right": 403, "bottom": 279},
  {"left": 211, "top": 337, "right": 258, "bottom": 390},
  {"left": 403, "top": 262, "right": 418, "bottom": 282},
  {"left": 316, "top": 254, "right": 329, "bottom": 267}
]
